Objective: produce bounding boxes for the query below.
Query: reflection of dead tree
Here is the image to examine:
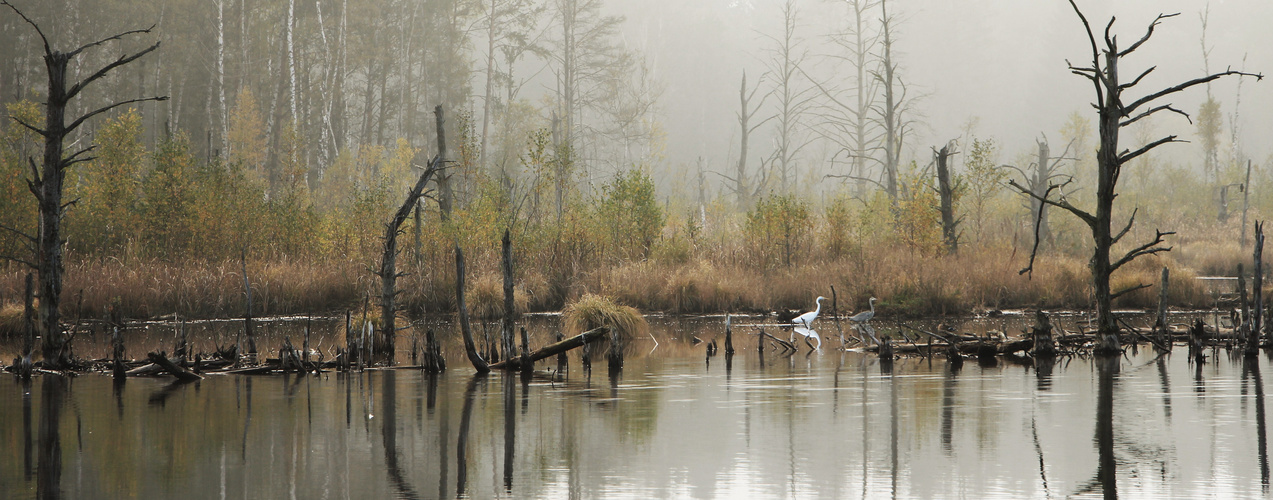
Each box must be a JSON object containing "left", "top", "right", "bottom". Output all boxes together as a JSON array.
[{"left": 1013, "top": 1, "right": 1262, "bottom": 354}]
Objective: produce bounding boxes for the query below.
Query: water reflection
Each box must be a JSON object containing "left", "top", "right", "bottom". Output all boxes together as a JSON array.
[
  {"left": 38, "top": 375, "right": 65, "bottom": 500},
  {"left": 1245, "top": 356, "right": 1270, "bottom": 491},
  {"left": 6, "top": 318, "right": 1273, "bottom": 499}
]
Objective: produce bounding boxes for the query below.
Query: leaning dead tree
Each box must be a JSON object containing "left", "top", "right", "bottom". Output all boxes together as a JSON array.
[
  {"left": 1, "top": 2, "right": 166, "bottom": 368},
  {"left": 375, "top": 106, "right": 443, "bottom": 362},
  {"left": 1013, "top": 1, "right": 1261, "bottom": 354}
]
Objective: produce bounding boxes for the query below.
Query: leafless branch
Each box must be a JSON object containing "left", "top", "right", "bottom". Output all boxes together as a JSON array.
[
  {"left": 0, "top": 254, "right": 36, "bottom": 269},
  {"left": 1018, "top": 183, "right": 1058, "bottom": 278},
  {"left": 0, "top": 1, "right": 50, "bottom": 56},
  {"left": 1120, "top": 103, "right": 1189, "bottom": 128},
  {"left": 1120, "top": 66, "right": 1156, "bottom": 90},
  {"left": 67, "top": 24, "right": 157, "bottom": 58},
  {"left": 1111, "top": 229, "right": 1175, "bottom": 272},
  {"left": 1110, "top": 283, "right": 1153, "bottom": 300},
  {"left": 1118, "top": 13, "right": 1178, "bottom": 58},
  {"left": 66, "top": 95, "right": 169, "bottom": 135},
  {"left": 0, "top": 223, "right": 34, "bottom": 243},
  {"left": 66, "top": 41, "right": 161, "bottom": 100},
  {"left": 1118, "top": 135, "right": 1182, "bottom": 165},
  {"left": 1111, "top": 207, "right": 1137, "bottom": 245},
  {"left": 1125, "top": 68, "right": 1264, "bottom": 114},
  {"left": 1009, "top": 178, "right": 1096, "bottom": 227},
  {"left": 8, "top": 115, "right": 47, "bottom": 137}
]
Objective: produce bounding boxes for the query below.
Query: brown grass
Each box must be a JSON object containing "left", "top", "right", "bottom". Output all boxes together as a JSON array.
[{"left": 0, "top": 301, "right": 22, "bottom": 336}]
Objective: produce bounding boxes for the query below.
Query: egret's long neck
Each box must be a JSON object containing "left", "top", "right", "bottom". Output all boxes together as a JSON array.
[
  {"left": 814, "top": 299, "right": 823, "bottom": 314},
  {"left": 869, "top": 299, "right": 875, "bottom": 314}
]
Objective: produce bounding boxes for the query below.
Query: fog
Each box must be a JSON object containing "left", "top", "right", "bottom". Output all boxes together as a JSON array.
[{"left": 607, "top": 0, "right": 1273, "bottom": 196}]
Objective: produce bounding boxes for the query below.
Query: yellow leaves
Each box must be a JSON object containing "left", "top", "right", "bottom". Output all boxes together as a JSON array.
[
  {"left": 68, "top": 108, "right": 145, "bottom": 254},
  {"left": 228, "top": 89, "right": 266, "bottom": 182}
]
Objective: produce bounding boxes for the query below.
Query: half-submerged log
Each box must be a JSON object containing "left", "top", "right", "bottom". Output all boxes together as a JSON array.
[
  {"left": 146, "top": 352, "right": 203, "bottom": 381},
  {"left": 489, "top": 327, "right": 610, "bottom": 371}
]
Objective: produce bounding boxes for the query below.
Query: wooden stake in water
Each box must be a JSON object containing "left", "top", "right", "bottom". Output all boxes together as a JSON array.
[{"left": 304, "top": 317, "right": 312, "bottom": 365}]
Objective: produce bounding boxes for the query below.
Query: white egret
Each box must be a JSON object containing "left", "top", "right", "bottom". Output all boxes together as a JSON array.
[
  {"left": 849, "top": 297, "right": 877, "bottom": 325},
  {"left": 792, "top": 296, "right": 828, "bottom": 329},
  {"left": 793, "top": 326, "right": 822, "bottom": 351}
]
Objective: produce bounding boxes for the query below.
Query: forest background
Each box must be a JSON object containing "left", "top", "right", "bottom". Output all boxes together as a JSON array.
[{"left": 1, "top": 0, "right": 1270, "bottom": 323}]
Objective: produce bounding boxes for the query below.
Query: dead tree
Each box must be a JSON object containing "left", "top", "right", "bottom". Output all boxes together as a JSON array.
[
  {"left": 1014, "top": 1, "right": 1261, "bottom": 354},
  {"left": 455, "top": 246, "right": 490, "bottom": 373},
  {"left": 501, "top": 228, "right": 516, "bottom": 365},
  {"left": 716, "top": 71, "right": 771, "bottom": 209},
  {"left": 376, "top": 117, "right": 442, "bottom": 363},
  {"left": 1249, "top": 222, "right": 1264, "bottom": 355},
  {"left": 933, "top": 143, "right": 961, "bottom": 254},
  {"left": 0, "top": 2, "right": 166, "bottom": 368},
  {"left": 1008, "top": 137, "right": 1074, "bottom": 246}
]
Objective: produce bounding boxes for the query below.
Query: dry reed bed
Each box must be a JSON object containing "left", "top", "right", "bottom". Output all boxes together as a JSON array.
[{"left": 0, "top": 239, "right": 1235, "bottom": 326}]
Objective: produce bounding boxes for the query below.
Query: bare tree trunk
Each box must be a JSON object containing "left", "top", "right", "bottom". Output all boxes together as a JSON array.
[
  {"left": 481, "top": 0, "right": 498, "bottom": 170},
  {"left": 1, "top": 4, "right": 164, "bottom": 368},
  {"left": 1250, "top": 222, "right": 1265, "bottom": 355},
  {"left": 434, "top": 105, "right": 454, "bottom": 221},
  {"left": 501, "top": 228, "right": 516, "bottom": 365},
  {"left": 286, "top": 0, "right": 297, "bottom": 122},
  {"left": 216, "top": 0, "right": 227, "bottom": 156},
  {"left": 934, "top": 144, "right": 959, "bottom": 254},
  {"left": 879, "top": 0, "right": 900, "bottom": 201},
  {"left": 1031, "top": 140, "right": 1053, "bottom": 244}
]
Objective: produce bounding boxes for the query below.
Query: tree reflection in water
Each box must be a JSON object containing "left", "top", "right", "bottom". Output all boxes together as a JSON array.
[
  {"left": 1244, "top": 356, "right": 1269, "bottom": 491},
  {"left": 37, "top": 375, "right": 66, "bottom": 500}
]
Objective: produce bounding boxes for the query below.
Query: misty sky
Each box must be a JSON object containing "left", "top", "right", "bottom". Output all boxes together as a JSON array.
[{"left": 604, "top": 0, "right": 1273, "bottom": 190}]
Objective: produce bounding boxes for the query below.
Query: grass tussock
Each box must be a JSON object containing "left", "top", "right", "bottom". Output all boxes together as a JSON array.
[
  {"left": 563, "top": 293, "right": 647, "bottom": 340},
  {"left": 466, "top": 273, "right": 531, "bottom": 319},
  {"left": 0, "top": 301, "right": 23, "bottom": 336}
]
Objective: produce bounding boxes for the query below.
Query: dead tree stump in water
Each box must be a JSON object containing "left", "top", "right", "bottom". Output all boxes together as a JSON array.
[
  {"left": 724, "top": 314, "right": 735, "bottom": 356},
  {"left": 555, "top": 330, "right": 566, "bottom": 375},
  {"left": 18, "top": 273, "right": 35, "bottom": 380},
  {"left": 520, "top": 327, "right": 532, "bottom": 374},
  {"left": 1189, "top": 319, "right": 1207, "bottom": 363},
  {"left": 1153, "top": 267, "right": 1171, "bottom": 349},
  {"left": 422, "top": 329, "right": 445, "bottom": 374},
  {"left": 1248, "top": 222, "right": 1265, "bottom": 355},
  {"left": 1031, "top": 310, "right": 1057, "bottom": 358}
]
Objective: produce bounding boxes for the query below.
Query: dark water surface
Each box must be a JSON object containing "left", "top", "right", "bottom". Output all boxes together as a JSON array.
[{"left": 2, "top": 316, "right": 1271, "bottom": 499}]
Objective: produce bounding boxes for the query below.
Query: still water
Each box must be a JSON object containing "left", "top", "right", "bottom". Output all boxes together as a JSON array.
[{"left": 1, "top": 316, "right": 1270, "bottom": 499}]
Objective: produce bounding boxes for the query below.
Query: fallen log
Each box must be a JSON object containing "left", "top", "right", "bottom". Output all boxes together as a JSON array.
[
  {"left": 489, "top": 327, "right": 609, "bottom": 371},
  {"left": 125, "top": 363, "right": 163, "bottom": 377},
  {"left": 147, "top": 352, "right": 203, "bottom": 381}
]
